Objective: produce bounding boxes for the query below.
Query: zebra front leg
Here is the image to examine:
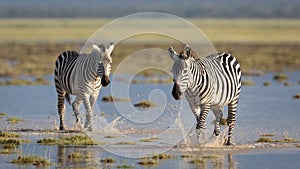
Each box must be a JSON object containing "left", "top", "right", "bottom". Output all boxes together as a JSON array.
[
  {"left": 90, "top": 89, "right": 100, "bottom": 110},
  {"left": 212, "top": 107, "right": 223, "bottom": 136},
  {"left": 72, "top": 97, "right": 82, "bottom": 125},
  {"left": 227, "top": 101, "right": 238, "bottom": 145},
  {"left": 82, "top": 93, "right": 93, "bottom": 131}
]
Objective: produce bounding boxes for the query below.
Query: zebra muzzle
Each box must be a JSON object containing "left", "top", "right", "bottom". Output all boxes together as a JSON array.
[
  {"left": 172, "top": 83, "right": 182, "bottom": 100},
  {"left": 101, "top": 75, "right": 110, "bottom": 87}
]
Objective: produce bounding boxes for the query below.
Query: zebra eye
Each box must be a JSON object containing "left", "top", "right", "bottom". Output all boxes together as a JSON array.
[{"left": 183, "top": 69, "right": 188, "bottom": 74}]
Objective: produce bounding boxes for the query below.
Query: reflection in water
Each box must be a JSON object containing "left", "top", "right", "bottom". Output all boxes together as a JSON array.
[{"left": 57, "top": 145, "right": 98, "bottom": 168}]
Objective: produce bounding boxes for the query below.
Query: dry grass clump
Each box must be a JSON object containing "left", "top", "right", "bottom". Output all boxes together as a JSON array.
[
  {"left": 11, "top": 156, "right": 50, "bottom": 166},
  {"left": 241, "top": 80, "right": 255, "bottom": 86},
  {"left": 0, "top": 112, "right": 7, "bottom": 118},
  {"left": 139, "top": 137, "right": 158, "bottom": 142},
  {"left": 151, "top": 153, "right": 175, "bottom": 160},
  {"left": 256, "top": 137, "right": 273, "bottom": 143},
  {"left": 100, "top": 157, "right": 115, "bottom": 163},
  {"left": 115, "top": 141, "right": 136, "bottom": 145},
  {"left": 138, "top": 158, "right": 159, "bottom": 166},
  {"left": 7, "top": 117, "right": 23, "bottom": 124},
  {"left": 134, "top": 100, "right": 157, "bottom": 108},
  {"left": 102, "top": 95, "right": 130, "bottom": 102},
  {"left": 273, "top": 73, "right": 288, "bottom": 81},
  {"left": 260, "top": 134, "right": 274, "bottom": 137},
  {"left": 180, "top": 154, "right": 194, "bottom": 158},
  {"left": 293, "top": 94, "right": 300, "bottom": 99},
  {"left": 116, "top": 164, "right": 135, "bottom": 168},
  {"left": 67, "top": 151, "right": 88, "bottom": 160},
  {"left": 189, "top": 159, "right": 205, "bottom": 164}
]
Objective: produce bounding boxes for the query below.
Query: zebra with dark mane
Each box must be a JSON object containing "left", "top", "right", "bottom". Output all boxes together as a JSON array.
[
  {"left": 54, "top": 42, "right": 114, "bottom": 131},
  {"left": 168, "top": 45, "right": 241, "bottom": 145}
]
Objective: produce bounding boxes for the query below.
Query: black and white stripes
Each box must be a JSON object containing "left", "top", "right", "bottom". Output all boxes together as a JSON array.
[
  {"left": 54, "top": 42, "right": 114, "bottom": 131},
  {"left": 169, "top": 45, "right": 241, "bottom": 145}
]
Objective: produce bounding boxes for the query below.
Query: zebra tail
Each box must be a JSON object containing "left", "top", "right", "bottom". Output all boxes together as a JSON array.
[{"left": 65, "top": 93, "right": 71, "bottom": 105}]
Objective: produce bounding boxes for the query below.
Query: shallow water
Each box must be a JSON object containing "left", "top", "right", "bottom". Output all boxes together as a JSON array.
[{"left": 0, "top": 72, "right": 300, "bottom": 168}]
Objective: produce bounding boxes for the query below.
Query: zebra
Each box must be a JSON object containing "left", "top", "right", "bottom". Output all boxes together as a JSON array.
[
  {"left": 168, "top": 45, "right": 241, "bottom": 145},
  {"left": 54, "top": 42, "right": 114, "bottom": 131}
]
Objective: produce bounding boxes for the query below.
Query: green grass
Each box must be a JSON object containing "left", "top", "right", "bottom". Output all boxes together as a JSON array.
[
  {"left": 7, "top": 117, "right": 23, "bottom": 124},
  {"left": 202, "top": 155, "right": 218, "bottom": 159},
  {"left": 0, "top": 77, "right": 50, "bottom": 86},
  {"left": 189, "top": 159, "right": 205, "bottom": 164},
  {"left": 37, "top": 135, "right": 97, "bottom": 146},
  {"left": 11, "top": 156, "right": 50, "bottom": 166},
  {"left": 1, "top": 19, "right": 300, "bottom": 43},
  {"left": 115, "top": 141, "right": 136, "bottom": 145},
  {"left": 139, "top": 137, "right": 158, "bottom": 142},
  {"left": 0, "top": 18, "right": 300, "bottom": 80},
  {"left": 0, "top": 112, "right": 7, "bottom": 118}
]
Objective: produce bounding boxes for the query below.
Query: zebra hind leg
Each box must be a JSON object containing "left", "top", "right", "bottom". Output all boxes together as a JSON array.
[
  {"left": 212, "top": 107, "right": 223, "bottom": 136},
  {"left": 56, "top": 90, "right": 66, "bottom": 130},
  {"left": 227, "top": 100, "right": 238, "bottom": 145}
]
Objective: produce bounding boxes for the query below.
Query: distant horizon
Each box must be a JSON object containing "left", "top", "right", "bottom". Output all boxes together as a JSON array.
[{"left": 0, "top": 0, "right": 300, "bottom": 18}]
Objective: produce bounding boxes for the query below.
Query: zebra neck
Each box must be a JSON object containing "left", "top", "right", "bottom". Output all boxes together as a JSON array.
[
  {"left": 189, "top": 60, "right": 205, "bottom": 90},
  {"left": 86, "top": 52, "right": 101, "bottom": 78}
]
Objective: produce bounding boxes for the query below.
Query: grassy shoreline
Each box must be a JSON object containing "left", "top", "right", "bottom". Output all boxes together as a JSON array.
[{"left": 0, "top": 18, "right": 299, "bottom": 80}]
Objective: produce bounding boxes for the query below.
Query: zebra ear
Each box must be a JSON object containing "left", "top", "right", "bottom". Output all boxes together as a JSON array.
[
  {"left": 183, "top": 45, "right": 191, "bottom": 59},
  {"left": 106, "top": 42, "right": 115, "bottom": 55},
  {"left": 168, "top": 46, "right": 179, "bottom": 61}
]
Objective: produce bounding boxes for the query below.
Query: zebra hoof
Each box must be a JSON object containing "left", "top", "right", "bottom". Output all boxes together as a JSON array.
[
  {"left": 214, "top": 130, "right": 220, "bottom": 136},
  {"left": 59, "top": 126, "right": 65, "bottom": 130},
  {"left": 225, "top": 141, "right": 234, "bottom": 146}
]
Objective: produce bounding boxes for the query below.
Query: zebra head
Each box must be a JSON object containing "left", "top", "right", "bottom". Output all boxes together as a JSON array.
[
  {"left": 92, "top": 41, "right": 114, "bottom": 87},
  {"left": 169, "top": 45, "right": 194, "bottom": 100}
]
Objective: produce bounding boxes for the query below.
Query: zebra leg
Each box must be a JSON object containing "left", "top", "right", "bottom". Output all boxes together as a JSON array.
[
  {"left": 196, "top": 104, "right": 210, "bottom": 144},
  {"left": 56, "top": 90, "right": 66, "bottom": 130},
  {"left": 90, "top": 89, "right": 100, "bottom": 110},
  {"left": 82, "top": 93, "right": 93, "bottom": 131},
  {"left": 212, "top": 107, "right": 223, "bottom": 136},
  {"left": 227, "top": 100, "right": 238, "bottom": 145},
  {"left": 72, "top": 97, "right": 82, "bottom": 124}
]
